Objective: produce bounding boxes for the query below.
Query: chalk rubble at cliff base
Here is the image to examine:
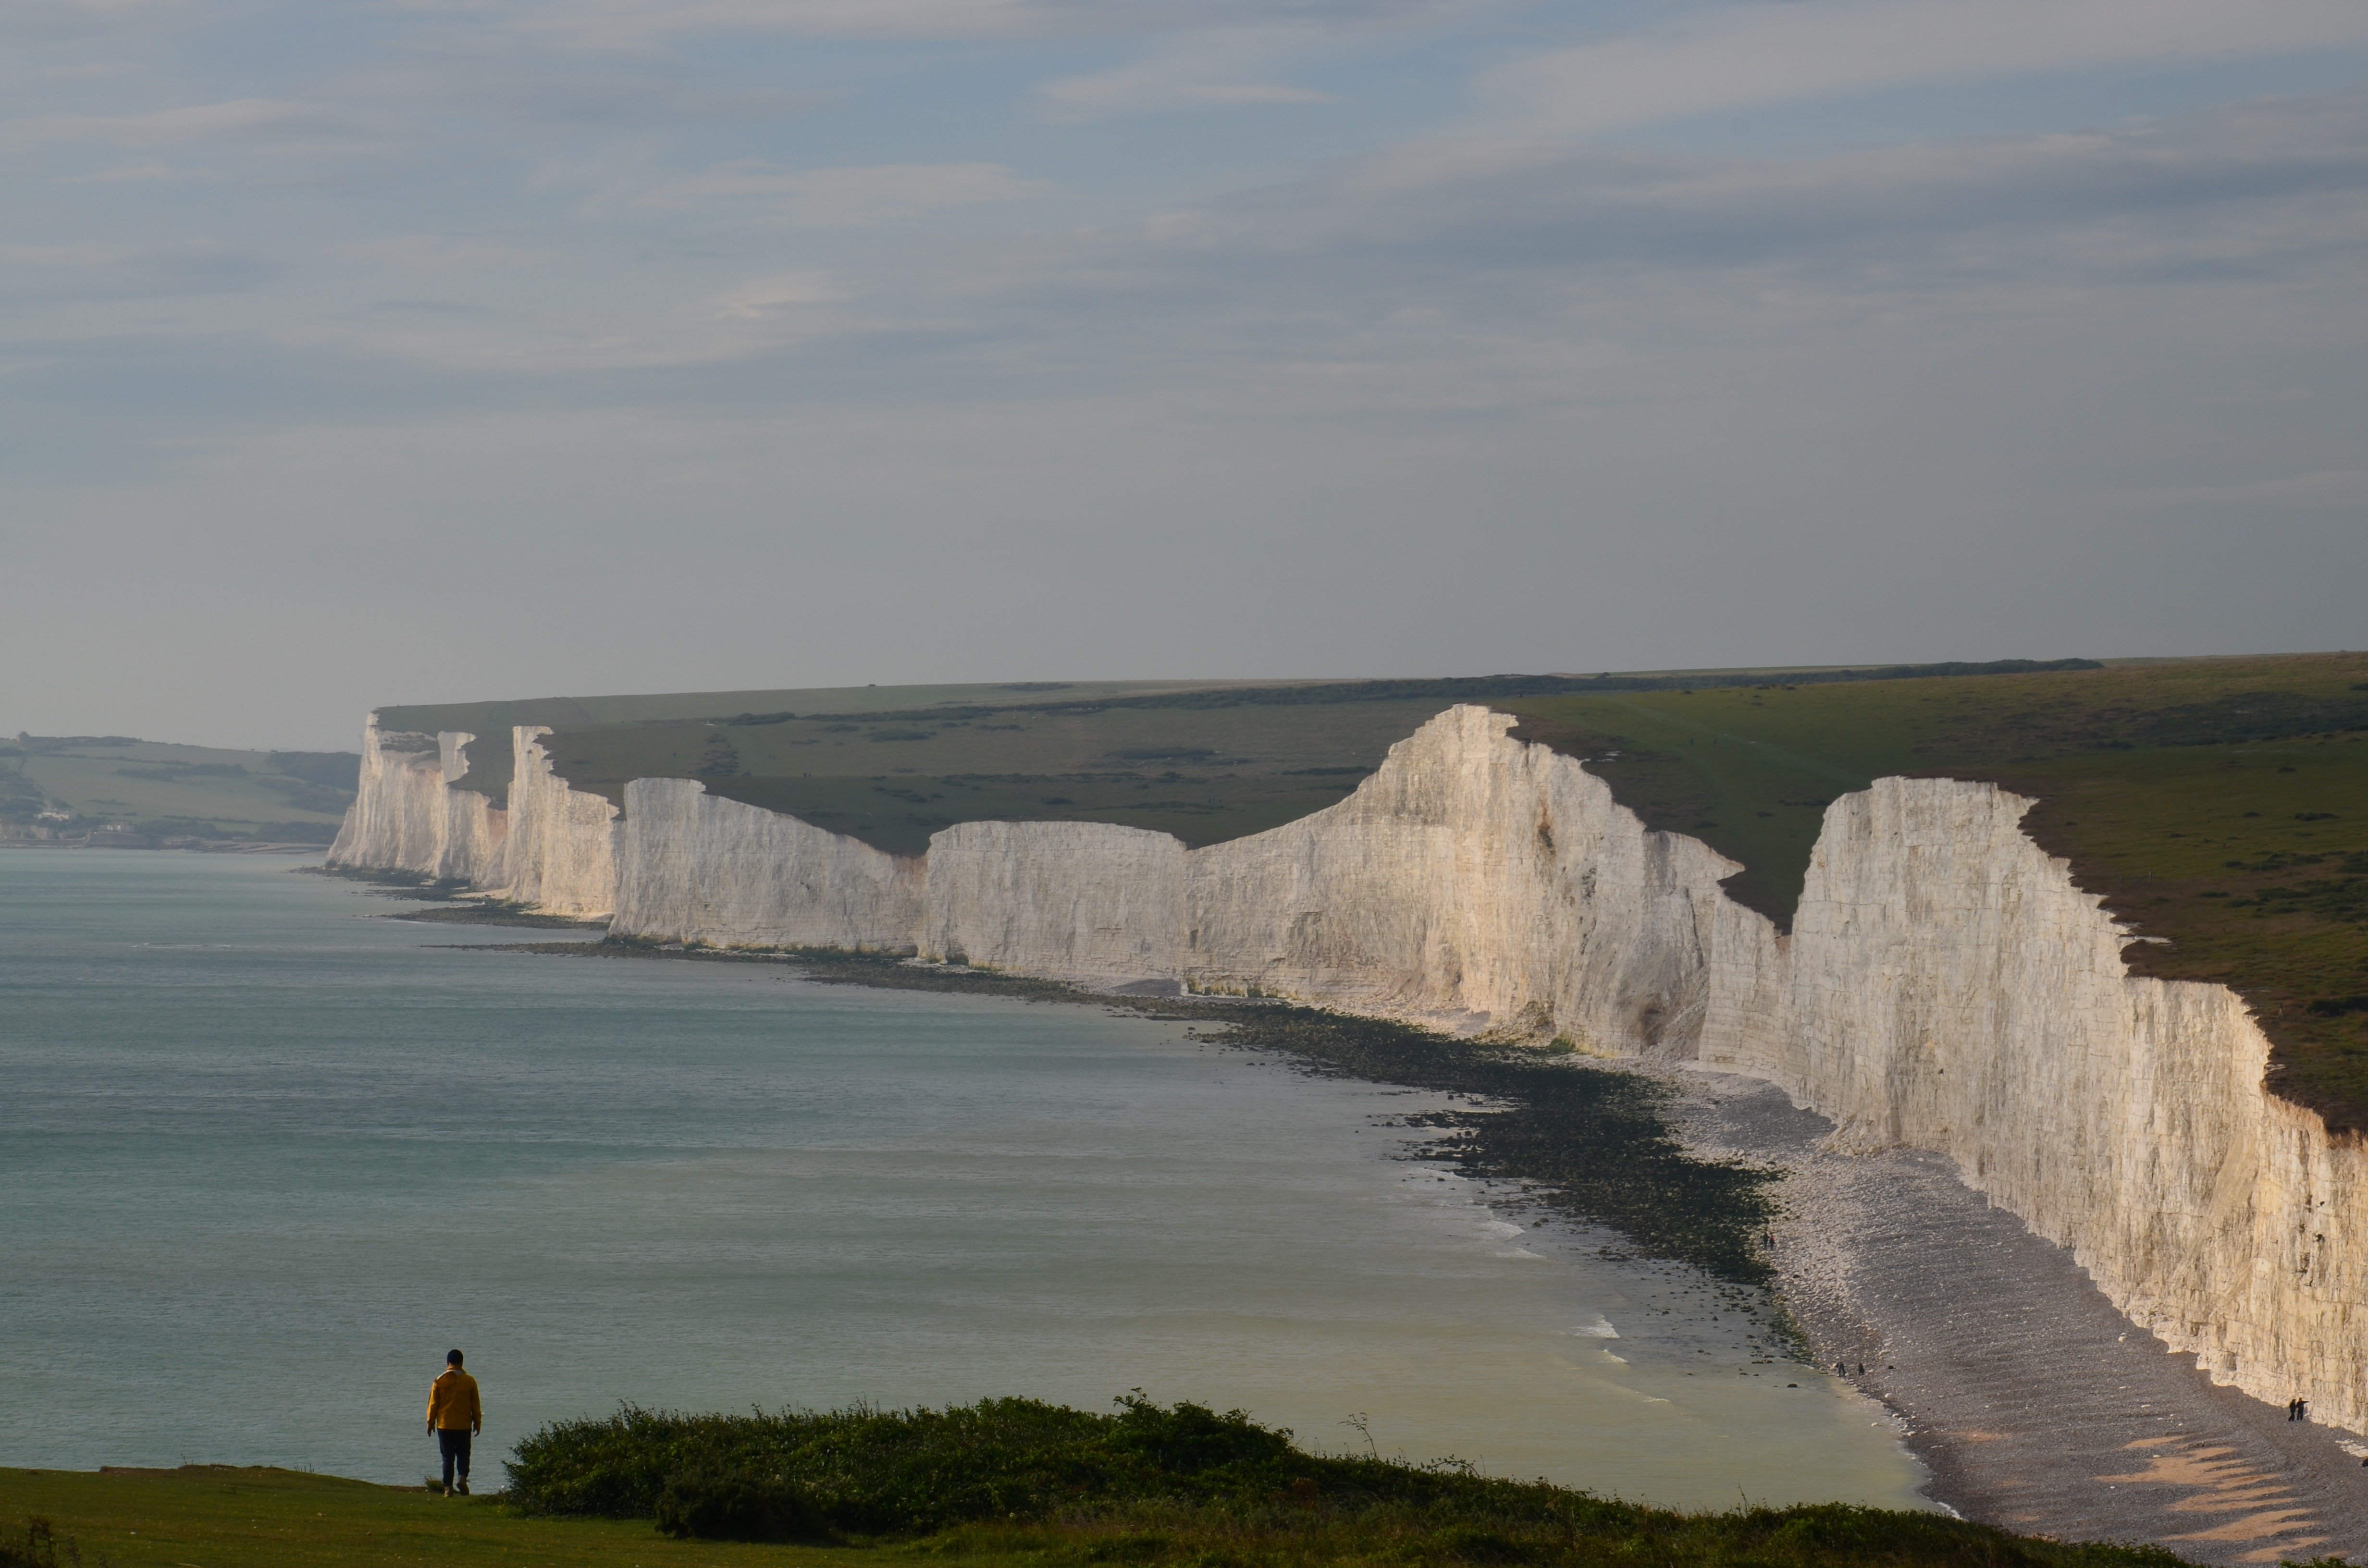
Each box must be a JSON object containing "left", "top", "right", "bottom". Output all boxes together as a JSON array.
[{"left": 330, "top": 703, "right": 2366, "bottom": 1434}]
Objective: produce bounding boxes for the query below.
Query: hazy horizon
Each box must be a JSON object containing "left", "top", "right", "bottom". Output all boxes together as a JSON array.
[{"left": 7, "top": 0, "right": 2365, "bottom": 752}]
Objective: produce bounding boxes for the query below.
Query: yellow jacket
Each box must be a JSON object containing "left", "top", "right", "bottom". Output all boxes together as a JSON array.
[{"left": 428, "top": 1368, "right": 482, "bottom": 1431}]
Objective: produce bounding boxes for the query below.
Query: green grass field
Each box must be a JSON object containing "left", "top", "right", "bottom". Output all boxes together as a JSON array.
[
  {"left": 0, "top": 737, "right": 358, "bottom": 843},
  {"left": 0, "top": 1466, "right": 846, "bottom": 1567}
]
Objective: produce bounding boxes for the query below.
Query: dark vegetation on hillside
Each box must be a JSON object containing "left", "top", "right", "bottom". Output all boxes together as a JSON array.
[
  {"left": 706, "top": 660, "right": 2103, "bottom": 727},
  {"left": 503, "top": 1395, "right": 2176, "bottom": 1568}
]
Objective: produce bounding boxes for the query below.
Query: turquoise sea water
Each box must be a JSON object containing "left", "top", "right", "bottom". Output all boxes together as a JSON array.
[{"left": 0, "top": 849, "right": 1926, "bottom": 1508}]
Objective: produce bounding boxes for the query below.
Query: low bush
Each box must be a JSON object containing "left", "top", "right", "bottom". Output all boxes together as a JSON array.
[
  {"left": 507, "top": 1395, "right": 2186, "bottom": 1567},
  {"left": 509, "top": 1396, "right": 1345, "bottom": 1538}
]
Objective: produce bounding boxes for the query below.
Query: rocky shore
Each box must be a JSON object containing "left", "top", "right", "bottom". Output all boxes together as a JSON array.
[{"left": 1670, "top": 1069, "right": 2368, "bottom": 1566}]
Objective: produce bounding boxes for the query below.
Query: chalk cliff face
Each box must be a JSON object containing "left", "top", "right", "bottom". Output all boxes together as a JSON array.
[
  {"left": 487, "top": 727, "right": 617, "bottom": 919},
  {"left": 609, "top": 777, "right": 924, "bottom": 950},
  {"left": 327, "top": 716, "right": 504, "bottom": 883},
  {"left": 1182, "top": 706, "right": 1735, "bottom": 1043},
  {"left": 1711, "top": 778, "right": 2364, "bottom": 1430},
  {"left": 924, "top": 821, "right": 1184, "bottom": 985},
  {"left": 327, "top": 703, "right": 2363, "bottom": 1431}
]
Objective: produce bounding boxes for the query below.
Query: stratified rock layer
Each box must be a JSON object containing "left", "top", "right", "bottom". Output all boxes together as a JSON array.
[{"left": 330, "top": 702, "right": 2365, "bottom": 1431}]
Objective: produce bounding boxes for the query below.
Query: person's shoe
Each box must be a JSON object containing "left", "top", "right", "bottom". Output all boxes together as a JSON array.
[
  {"left": 442, "top": 1485, "right": 453, "bottom": 1497},
  {"left": 457, "top": 1479, "right": 470, "bottom": 1496}
]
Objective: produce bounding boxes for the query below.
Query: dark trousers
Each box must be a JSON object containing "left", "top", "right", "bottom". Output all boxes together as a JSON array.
[{"left": 437, "top": 1427, "right": 472, "bottom": 1486}]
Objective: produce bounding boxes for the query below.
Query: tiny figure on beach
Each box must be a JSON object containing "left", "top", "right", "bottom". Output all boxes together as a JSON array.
[
  {"left": 1856, "top": 1363, "right": 1865, "bottom": 1375},
  {"left": 2287, "top": 1397, "right": 2309, "bottom": 1422},
  {"left": 428, "top": 1348, "right": 483, "bottom": 1496}
]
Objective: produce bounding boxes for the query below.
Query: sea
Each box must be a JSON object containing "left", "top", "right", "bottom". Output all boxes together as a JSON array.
[{"left": 0, "top": 848, "right": 1927, "bottom": 1507}]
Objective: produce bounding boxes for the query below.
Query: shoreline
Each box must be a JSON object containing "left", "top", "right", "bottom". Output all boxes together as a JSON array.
[
  {"left": 1665, "top": 1069, "right": 2368, "bottom": 1566},
  {"left": 441, "top": 930, "right": 2366, "bottom": 1562}
]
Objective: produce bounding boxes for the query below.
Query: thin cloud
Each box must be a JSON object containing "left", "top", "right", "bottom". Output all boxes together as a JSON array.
[
  {"left": 647, "top": 160, "right": 1056, "bottom": 224},
  {"left": 3, "top": 98, "right": 362, "bottom": 153},
  {"left": 1031, "top": 23, "right": 1367, "bottom": 122},
  {"left": 1478, "top": 0, "right": 2368, "bottom": 138},
  {"left": 2117, "top": 470, "right": 2368, "bottom": 508},
  {"left": 700, "top": 270, "right": 847, "bottom": 319},
  {"left": 0, "top": 240, "right": 268, "bottom": 300},
  {"left": 513, "top": 0, "right": 1470, "bottom": 46},
  {"left": 56, "top": 159, "right": 221, "bottom": 183},
  {"left": 1152, "top": 92, "right": 2368, "bottom": 281}
]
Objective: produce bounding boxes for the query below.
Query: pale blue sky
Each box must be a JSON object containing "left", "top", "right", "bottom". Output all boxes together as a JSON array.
[{"left": 5, "top": 0, "right": 2366, "bottom": 748}]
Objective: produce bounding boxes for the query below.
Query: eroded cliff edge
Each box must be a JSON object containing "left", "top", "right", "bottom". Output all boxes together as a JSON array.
[
  {"left": 330, "top": 703, "right": 2362, "bottom": 1431},
  {"left": 329, "top": 717, "right": 613, "bottom": 916}
]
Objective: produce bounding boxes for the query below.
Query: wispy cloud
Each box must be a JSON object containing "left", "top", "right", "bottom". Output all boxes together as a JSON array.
[
  {"left": 3, "top": 98, "right": 362, "bottom": 153},
  {"left": 0, "top": 240, "right": 268, "bottom": 300},
  {"left": 1478, "top": 0, "right": 2368, "bottom": 138},
  {"left": 1034, "top": 29, "right": 1338, "bottom": 121},
  {"left": 699, "top": 270, "right": 846, "bottom": 319},
  {"left": 56, "top": 158, "right": 220, "bottom": 182},
  {"left": 641, "top": 160, "right": 1055, "bottom": 224},
  {"left": 513, "top": 0, "right": 1468, "bottom": 47},
  {"left": 2117, "top": 470, "right": 2368, "bottom": 508}
]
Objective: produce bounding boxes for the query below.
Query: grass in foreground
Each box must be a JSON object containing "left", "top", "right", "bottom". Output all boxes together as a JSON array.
[{"left": 0, "top": 1396, "right": 2201, "bottom": 1568}]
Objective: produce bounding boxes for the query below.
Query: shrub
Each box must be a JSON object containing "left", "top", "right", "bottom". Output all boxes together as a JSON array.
[
  {"left": 506, "top": 1394, "right": 2191, "bottom": 1565},
  {"left": 509, "top": 1395, "right": 1583, "bottom": 1541}
]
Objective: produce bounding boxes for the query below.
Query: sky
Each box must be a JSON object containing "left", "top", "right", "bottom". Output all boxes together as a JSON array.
[{"left": 3, "top": 0, "right": 2365, "bottom": 750}]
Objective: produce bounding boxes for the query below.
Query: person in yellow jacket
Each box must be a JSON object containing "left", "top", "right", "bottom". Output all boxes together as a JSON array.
[{"left": 426, "top": 1349, "right": 483, "bottom": 1497}]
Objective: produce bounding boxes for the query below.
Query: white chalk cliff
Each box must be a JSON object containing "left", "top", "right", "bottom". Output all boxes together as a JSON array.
[
  {"left": 331, "top": 703, "right": 2361, "bottom": 1430},
  {"left": 610, "top": 777, "right": 923, "bottom": 951},
  {"left": 492, "top": 727, "right": 617, "bottom": 919},
  {"left": 328, "top": 719, "right": 506, "bottom": 883},
  {"left": 328, "top": 715, "right": 617, "bottom": 916}
]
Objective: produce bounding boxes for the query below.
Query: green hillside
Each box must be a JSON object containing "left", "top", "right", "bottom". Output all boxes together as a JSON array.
[{"left": 0, "top": 735, "right": 358, "bottom": 845}]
